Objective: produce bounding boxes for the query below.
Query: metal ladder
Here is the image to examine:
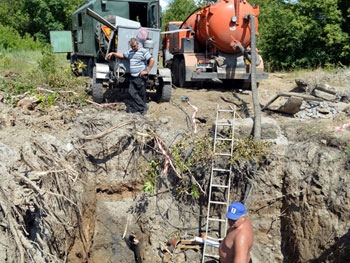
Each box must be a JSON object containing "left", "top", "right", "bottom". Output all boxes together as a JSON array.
[{"left": 202, "top": 105, "right": 236, "bottom": 263}]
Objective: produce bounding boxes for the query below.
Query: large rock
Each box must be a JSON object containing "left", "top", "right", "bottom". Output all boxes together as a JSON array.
[{"left": 234, "top": 117, "right": 287, "bottom": 143}]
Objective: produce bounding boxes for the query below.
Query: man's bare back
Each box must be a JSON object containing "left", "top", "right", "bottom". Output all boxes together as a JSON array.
[{"left": 219, "top": 202, "right": 254, "bottom": 263}]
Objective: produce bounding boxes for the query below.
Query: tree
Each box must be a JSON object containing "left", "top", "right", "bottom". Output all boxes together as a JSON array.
[
  {"left": 338, "top": 0, "right": 350, "bottom": 34},
  {"left": 22, "top": 0, "right": 85, "bottom": 42},
  {"left": 0, "top": 0, "right": 27, "bottom": 35},
  {"left": 162, "top": 0, "right": 199, "bottom": 30},
  {"left": 0, "top": 0, "right": 84, "bottom": 49},
  {"left": 252, "top": 0, "right": 350, "bottom": 70}
]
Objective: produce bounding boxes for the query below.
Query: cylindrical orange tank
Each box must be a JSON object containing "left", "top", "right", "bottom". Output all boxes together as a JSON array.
[{"left": 182, "top": 0, "right": 260, "bottom": 53}]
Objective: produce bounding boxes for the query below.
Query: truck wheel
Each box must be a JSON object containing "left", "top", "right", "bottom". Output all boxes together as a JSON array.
[
  {"left": 178, "top": 57, "right": 186, "bottom": 88},
  {"left": 92, "top": 66, "right": 103, "bottom": 103},
  {"left": 242, "top": 81, "right": 260, "bottom": 90},
  {"left": 156, "top": 83, "right": 172, "bottom": 102},
  {"left": 92, "top": 83, "right": 103, "bottom": 103},
  {"left": 70, "top": 54, "right": 80, "bottom": 76},
  {"left": 172, "top": 58, "right": 179, "bottom": 86},
  {"left": 85, "top": 58, "right": 94, "bottom": 78}
]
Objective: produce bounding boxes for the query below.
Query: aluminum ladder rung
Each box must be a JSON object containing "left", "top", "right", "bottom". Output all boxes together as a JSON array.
[
  {"left": 203, "top": 254, "right": 220, "bottom": 259},
  {"left": 215, "top": 137, "right": 233, "bottom": 141},
  {"left": 214, "top": 152, "right": 232, "bottom": 156},
  {"left": 217, "top": 109, "right": 235, "bottom": 113},
  {"left": 212, "top": 168, "right": 231, "bottom": 172},
  {"left": 216, "top": 122, "right": 233, "bottom": 126},
  {"left": 209, "top": 201, "right": 227, "bottom": 205},
  {"left": 209, "top": 200, "right": 227, "bottom": 205},
  {"left": 207, "top": 217, "right": 226, "bottom": 223},
  {"left": 210, "top": 184, "right": 229, "bottom": 189}
]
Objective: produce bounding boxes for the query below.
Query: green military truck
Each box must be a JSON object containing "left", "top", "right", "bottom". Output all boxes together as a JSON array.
[{"left": 50, "top": 0, "right": 172, "bottom": 103}]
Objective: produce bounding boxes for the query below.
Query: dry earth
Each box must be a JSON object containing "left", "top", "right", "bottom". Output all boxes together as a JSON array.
[{"left": 0, "top": 69, "right": 350, "bottom": 263}]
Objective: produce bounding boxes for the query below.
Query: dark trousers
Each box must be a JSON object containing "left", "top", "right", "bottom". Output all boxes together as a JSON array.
[{"left": 126, "top": 76, "right": 147, "bottom": 113}]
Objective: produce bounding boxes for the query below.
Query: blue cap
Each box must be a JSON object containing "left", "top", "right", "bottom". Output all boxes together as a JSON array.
[{"left": 226, "top": 202, "right": 246, "bottom": 220}]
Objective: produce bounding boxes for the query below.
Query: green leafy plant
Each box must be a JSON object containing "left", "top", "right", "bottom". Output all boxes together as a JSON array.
[
  {"left": 230, "top": 136, "right": 272, "bottom": 164},
  {"left": 143, "top": 181, "right": 154, "bottom": 194},
  {"left": 190, "top": 184, "right": 199, "bottom": 200},
  {"left": 170, "top": 139, "right": 189, "bottom": 175},
  {"left": 171, "top": 135, "right": 213, "bottom": 174},
  {"left": 0, "top": 54, "right": 10, "bottom": 68},
  {"left": 70, "top": 60, "right": 87, "bottom": 76},
  {"left": 142, "top": 160, "right": 160, "bottom": 195},
  {"left": 170, "top": 135, "right": 213, "bottom": 200},
  {"left": 0, "top": 24, "right": 42, "bottom": 51},
  {"left": 36, "top": 92, "right": 59, "bottom": 108},
  {"left": 38, "top": 46, "right": 57, "bottom": 78}
]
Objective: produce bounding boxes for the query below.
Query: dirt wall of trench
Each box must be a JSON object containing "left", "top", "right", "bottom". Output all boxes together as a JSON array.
[{"left": 1, "top": 100, "right": 349, "bottom": 263}]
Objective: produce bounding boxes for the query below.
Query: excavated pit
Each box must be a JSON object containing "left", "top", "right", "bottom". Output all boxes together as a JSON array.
[{"left": 1, "top": 71, "right": 349, "bottom": 263}]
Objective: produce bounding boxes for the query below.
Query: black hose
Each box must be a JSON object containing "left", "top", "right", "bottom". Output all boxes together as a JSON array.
[
  {"left": 179, "top": 6, "right": 202, "bottom": 29},
  {"left": 236, "top": 43, "right": 261, "bottom": 66}
]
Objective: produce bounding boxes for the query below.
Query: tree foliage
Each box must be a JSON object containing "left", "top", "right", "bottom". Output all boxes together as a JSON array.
[
  {"left": 253, "top": 0, "right": 350, "bottom": 70},
  {"left": 0, "top": 0, "right": 84, "bottom": 45},
  {"left": 0, "top": 0, "right": 349, "bottom": 69},
  {"left": 162, "top": 0, "right": 199, "bottom": 30},
  {"left": 0, "top": 24, "right": 42, "bottom": 51},
  {"left": 0, "top": 0, "right": 27, "bottom": 35},
  {"left": 22, "top": 0, "right": 85, "bottom": 42}
]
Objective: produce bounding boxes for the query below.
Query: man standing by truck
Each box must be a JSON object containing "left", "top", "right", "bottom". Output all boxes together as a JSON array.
[
  {"left": 107, "top": 38, "right": 154, "bottom": 114},
  {"left": 219, "top": 202, "right": 254, "bottom": 263}
]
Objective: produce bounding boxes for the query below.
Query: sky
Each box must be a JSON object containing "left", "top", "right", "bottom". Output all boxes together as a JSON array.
[{"left": 160, "top": 0, "right": 169, "bottom": 10}]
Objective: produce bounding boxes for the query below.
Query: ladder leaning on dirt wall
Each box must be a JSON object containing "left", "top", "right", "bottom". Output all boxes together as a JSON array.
[{"left": 202, "top": 105, "right": 236, "bottom": 262}]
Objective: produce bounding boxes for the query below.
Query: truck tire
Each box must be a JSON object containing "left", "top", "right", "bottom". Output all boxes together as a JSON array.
[
  {"left": 70, "top": 54, "right": 80, "bottom": 76},
  {"left": 242, "top": 81, "right": 260, "bottom": 90},
  {"left": 92, "top": 66, "right": 103, "bottom": 103},
  {"left": 171, "top": 57, "right": 179, "bottom": 86},
  {"left": 84, "top": 58, "right": 94, "bottom": 78},
  {"left": 178, "top": 57, "right": 186, "bottom": 88},
  {"left": 156, "top": 83, "right": 172, "bottom": 102},
  {"left": 92, "top": 83, "right": 103, "bottom": 104},
  {"left": 223, "top": 79, "right": 244, "bottom": 89}
]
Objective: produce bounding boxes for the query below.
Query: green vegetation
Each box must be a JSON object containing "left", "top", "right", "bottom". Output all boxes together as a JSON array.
[
  {"left": 161, "top": 0, "right": 198, "bottom": 31},
  {"left": 141, "top": 160, "right": 160, "bottom": 194},
  {"left": 0, "top": 0, "right": 85, "bottom": 44},
  {"left": 171, "top": 135, "right": 213, "bottom": 175},
  {"left": 253, "top": 0, "right": 350, "bottom": 71},
  {"left": 141, "top": 135, "right": 213, "bottom": 199},
  {"left": 230, "top": 136, "right": 272, "bottom": 164},
  {"left": 0, "top": 48, "right": 88, "bottom": 109},
  {"left": 0, "top": 24, "right": 42, "bottom": 51},
  {"left": 162, "top": 0, "right": 349, "bottom": 70},
  {"left": 0, "top": 0, "right": 348, "bottom": 70},
  {"left": 141, "top": 134, "right": 271, "bottom": 200}
]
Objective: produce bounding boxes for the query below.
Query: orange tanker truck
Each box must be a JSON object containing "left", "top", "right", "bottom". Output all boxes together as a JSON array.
[{"left": 162, "top": 0, "right": 268, "bottom": 89}]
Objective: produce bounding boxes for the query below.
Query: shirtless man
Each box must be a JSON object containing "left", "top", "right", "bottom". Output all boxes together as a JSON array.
[{"left": 219, "top": 202, "right": 254, "bottom": 263}]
